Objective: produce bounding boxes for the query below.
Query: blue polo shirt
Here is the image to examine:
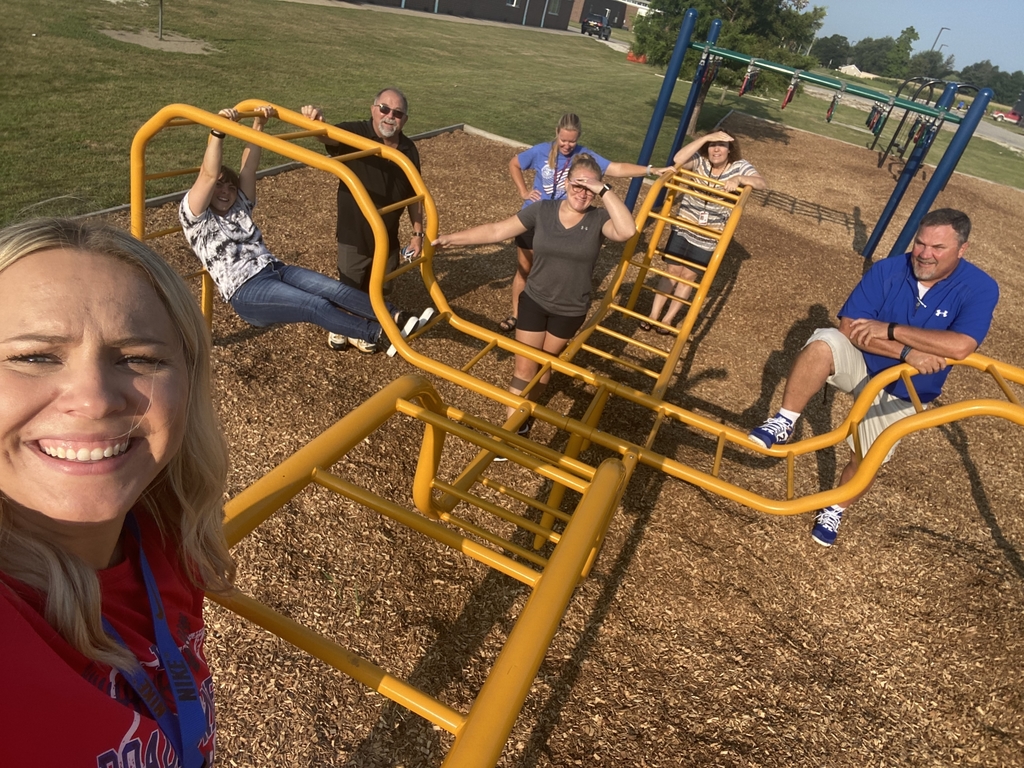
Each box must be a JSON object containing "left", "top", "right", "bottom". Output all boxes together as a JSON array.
[
  {"left": 517, "top": 142, "right": 610, "bottom": 207},
  {"left": 838, "top": 253, "right": 999, "bottom": 402}
]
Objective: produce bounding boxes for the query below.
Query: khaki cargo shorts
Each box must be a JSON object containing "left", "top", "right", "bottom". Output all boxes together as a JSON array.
[{"left": 806, "top": 327, "right": 919, "bottom": 463}]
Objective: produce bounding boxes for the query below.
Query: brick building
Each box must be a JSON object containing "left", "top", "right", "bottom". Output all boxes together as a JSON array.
[{"left": 360, "top": 0, "right": 574, "bottom": 29}]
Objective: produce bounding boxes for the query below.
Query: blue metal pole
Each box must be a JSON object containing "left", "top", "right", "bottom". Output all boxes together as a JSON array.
[
  {"left": 862, "top": 82, "right": 957, "bottom": 259},
  {"left": 886, "top": 87, "right": 994, "bottom": 257},
  {"left": 624, "top": 8, "right": 699, "bottom": 211},
  {"left": 668, "top": 19, "right": 722, "bottom": 163}
]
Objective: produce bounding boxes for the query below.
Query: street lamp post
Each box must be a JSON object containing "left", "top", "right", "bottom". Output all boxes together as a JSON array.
[{"left": 931, "top": 26, "right": 949, "bottom": 51}]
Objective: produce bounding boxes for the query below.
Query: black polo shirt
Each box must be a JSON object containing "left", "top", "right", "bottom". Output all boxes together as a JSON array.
[{"left": 326, "top": 120, "right": 421, "bottom": 253}]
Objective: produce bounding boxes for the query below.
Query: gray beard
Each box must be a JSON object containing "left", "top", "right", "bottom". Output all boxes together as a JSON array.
[{"left": 379, "top": 121, "right": 398, "bottom": 139}]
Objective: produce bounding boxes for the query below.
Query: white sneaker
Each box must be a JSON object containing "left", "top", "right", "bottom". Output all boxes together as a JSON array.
[
  {"left": 327, "top": 333, "right": 348, "bottom": 350},
  {"left": 349, "top": 336, "right": 378, "bottom": 354}
]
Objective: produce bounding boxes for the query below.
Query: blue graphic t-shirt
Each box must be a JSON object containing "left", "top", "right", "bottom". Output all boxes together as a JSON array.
[{"left": 517, "top": 142, "right": 611, "bottom": 207}]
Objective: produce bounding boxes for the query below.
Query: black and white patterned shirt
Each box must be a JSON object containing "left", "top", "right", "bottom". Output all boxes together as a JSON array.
[{"left": 179, "top": 190, "right": 277, "bottom": 301}]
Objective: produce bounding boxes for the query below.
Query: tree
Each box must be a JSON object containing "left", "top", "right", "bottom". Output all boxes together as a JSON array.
[
  {"left": 882, "top": 26, "right": 919, "bottom": 79},
  {"left": 851, "top": 36, "right": 894, "bottom": 75},
  {"left": 631, "top": 0, "right": 823, "bottom": 93},
  {"left": 959, "top": 60, "right": 1024, "bottom": 104},
  {"left": 906, "top": 50, "right": 955, "bottom": 80},
  {"left": 813, "top": 34, "right": 850, "bottom": 69}
]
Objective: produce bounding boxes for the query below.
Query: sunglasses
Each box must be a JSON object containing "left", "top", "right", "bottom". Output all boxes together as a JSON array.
[
  {"left": 707, "top": 141, "right": 730, "bottom": 148},
  {"left": 375, "top": 103, "right": 408, "bottom": 120}
]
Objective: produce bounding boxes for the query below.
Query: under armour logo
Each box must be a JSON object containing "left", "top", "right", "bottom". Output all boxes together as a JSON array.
[{"left": 935, "top": 309, "right": 948, "bottom": 317}]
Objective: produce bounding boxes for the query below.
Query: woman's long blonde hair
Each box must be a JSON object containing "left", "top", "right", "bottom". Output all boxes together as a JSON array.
[
  {"left": 0, "top": 218, "right": 234, "bottom": 668},
  {"left": 548, "top": 112, "right": 583, "bottom": 172}
]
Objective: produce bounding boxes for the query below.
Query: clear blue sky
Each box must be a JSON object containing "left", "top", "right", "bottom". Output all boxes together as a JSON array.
[{"left": 816, "top": 0, "right": 1024, "bottom": 75}]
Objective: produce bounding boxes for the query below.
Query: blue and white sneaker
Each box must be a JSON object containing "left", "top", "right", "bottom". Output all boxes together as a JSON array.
[
  {"left": 385, "top": 308, "right": 436, "bottom": 357},
  {"left": 811, "top": 505, "right": 844, "bottom": 547},
  {"left": 748, "top": 413, "right": 795, "bottom": 449}
]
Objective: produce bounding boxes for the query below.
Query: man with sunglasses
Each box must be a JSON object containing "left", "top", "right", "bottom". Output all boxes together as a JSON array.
[{"left": 301, "top": 89, "right": 423, "bottom": 350}]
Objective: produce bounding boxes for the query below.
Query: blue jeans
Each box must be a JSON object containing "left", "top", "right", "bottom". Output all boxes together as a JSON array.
[{"left": 229, "top": 262, "right": 392, "bottom": 342}]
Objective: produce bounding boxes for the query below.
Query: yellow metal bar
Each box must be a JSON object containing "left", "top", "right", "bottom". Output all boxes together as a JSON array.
[
  {"left": 432, "top": 479, "right": 561, "bottom": 547},
  {"left": 590, "top": 324, "right": 672, "bottom": 358},
  {"left": 312, "top": 469, "right": 542, "bottom": 587},
  {"left": 207, "top": 589, "right": 466, "bottom": 734},
  {"left": 144, "top": 165, "right": 202, "bottom": 181},
  {"left": 378, "top": 193, "right": 424, "bottom": 217},
  {"left": 645, "top": 209, "right": 725, "bottom": 242},
  {"left": 142, "top": 225, "right": 183, "bottom": 241},
  {"left": 222, "top": 375, "right": 443, "bottom": 545},
  {"left": 478, "top": 477, "right": 572, "bottom": 525},
  {"left": 578, "top": 344, "right": 663, "bottom": 378},
  {"left": 395, "top": 399, "right": 594, "bottom": 494},
  {"left": 461, "top": 338, "right": 499, "bottom": 373},
  {"left": 442, "top": 458, "right": 626, "bottom": 767},
  {"left": 987, "top": 365, "right": 1022, "bottom": 405}
]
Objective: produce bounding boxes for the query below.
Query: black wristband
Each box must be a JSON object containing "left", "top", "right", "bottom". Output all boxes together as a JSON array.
[
  {"left": 887, "top": 322, "right": 897, "bottom": 341},
  {"left": 210, "top": 130, "right": 226, "bottom": 139},
  {"left": 598, "top": 183, "right": 612, "bottom": 197},
  {"left": 899, "top": 345, "right": 912, "bottom": 362}
]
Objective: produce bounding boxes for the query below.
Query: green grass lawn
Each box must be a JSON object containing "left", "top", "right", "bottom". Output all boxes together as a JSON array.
[{"left": 2, "top": 0, "right": 1020, "bottom": 225}]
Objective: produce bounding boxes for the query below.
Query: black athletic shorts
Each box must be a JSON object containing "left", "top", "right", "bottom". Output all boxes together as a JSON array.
[
  {"left": 514, "top": 228, "right": 535, "bottom": 250},
  {"left": 517, "top": 291, "right": 586, "bottom": 339},
  {"left": 664, "top": 229, "right": 714, "bottom": 268}
]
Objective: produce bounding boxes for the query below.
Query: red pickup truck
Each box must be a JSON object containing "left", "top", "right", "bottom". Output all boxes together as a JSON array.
[{"left": 992, "top": 110, "right": 1022, "bottom": 125}]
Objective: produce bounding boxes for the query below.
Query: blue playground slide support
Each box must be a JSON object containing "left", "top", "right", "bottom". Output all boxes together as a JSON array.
[
  {"left": 861, "top": 82, "right": 958, "bottom": 259},
  {"left": 883, "top": 88, "right": 994, "bottom": 258},
  {"left": 625, "top": 8, "right": 698, "bottom": 211},
  {"left": 668, "top": 19, "right": 723, "bottom": 163}
]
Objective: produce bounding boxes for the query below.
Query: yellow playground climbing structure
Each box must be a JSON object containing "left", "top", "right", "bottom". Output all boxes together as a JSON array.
[{"left": 130, "top": 101, "right": 1024, "bottom": 767}]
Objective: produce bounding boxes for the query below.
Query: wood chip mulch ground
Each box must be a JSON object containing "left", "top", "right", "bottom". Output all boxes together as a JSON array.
[{"left": 117, "top": 114, "right": 1024, "bottom": 767}]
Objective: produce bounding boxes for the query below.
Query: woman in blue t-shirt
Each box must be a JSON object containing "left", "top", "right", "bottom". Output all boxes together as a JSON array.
[{"left": 504, "top": 113, "right": 670, "bottom": 333}]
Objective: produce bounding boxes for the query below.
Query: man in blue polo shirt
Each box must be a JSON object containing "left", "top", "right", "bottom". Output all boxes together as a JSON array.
[{"left": 747, "top": 209, "right": 999, "bottom": 547}]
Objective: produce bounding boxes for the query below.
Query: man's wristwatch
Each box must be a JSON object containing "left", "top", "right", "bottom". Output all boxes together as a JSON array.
[
  {"left": 598, "top": 183, "right": 612, "bottom": 197},
  {"left": 411, "top": 232, "right": 424, "bottom": 238}
]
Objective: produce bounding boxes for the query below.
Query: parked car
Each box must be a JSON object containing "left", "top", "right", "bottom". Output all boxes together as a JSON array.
[
  {"left": 992, "top": 110, "right": 1022, "bottom": 125},
  {"left": 581, "top": 13, "right": 611, "bottom": 40}
]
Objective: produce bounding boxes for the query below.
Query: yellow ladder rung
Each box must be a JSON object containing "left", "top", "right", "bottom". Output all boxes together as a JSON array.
[
  {"left": 478, "top": 477, "right": 572, "bottom": 525},
  {"left": 646, "top": 211, "right": 725, "bottom": 243},
  {"left": 579, "top": 344, "right": 662, "bottom": 379},
  {"left": 144, "top": 165, "right": 202, "bottom": 182},
  {"left": 273, "top": 128, "right": 329, "bottom": 141},
  {"left": 331, "top": 147, "right": 382, "bottom": 163},
  {"left": 590, "top": 324, "right": 671, "bottom": 359},
  {"left": 143, "top": 224, "right": 183, "bottom": 241},
  {"left": 461, "top": 338, "right": 500, "bottom": 374},
  {"left": 664, "top": 178, "right": 740, "bottom": 206},
  {"left": 378, "top": 193, "right": 424, "bottom": 217},
  {"left": 432, "top": 479, "right": 561, "bottom": 548},
  {"left": 431, "top": 509, "right": 551, "bottom": 569}
]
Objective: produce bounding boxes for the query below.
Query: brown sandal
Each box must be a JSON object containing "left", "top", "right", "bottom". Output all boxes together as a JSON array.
[
  {"left": 499, "top": 315, "right": 517, "bottom": 333},
  {"left": 638, "top": 320, "right": 653, "bottom": 332}
]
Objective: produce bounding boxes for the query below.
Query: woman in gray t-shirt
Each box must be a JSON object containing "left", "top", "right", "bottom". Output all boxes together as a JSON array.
[{"left": 434, "top": 155, "right": 636, "bottom": 421}]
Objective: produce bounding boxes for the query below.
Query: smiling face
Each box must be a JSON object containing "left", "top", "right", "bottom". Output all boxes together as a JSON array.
[
  {"left": 705, "top": 140, "right": 731, "bottom": 169},
  {"left": 911, "top": 223, "right": 967, "bottom": 286},
  {"left": 556, "top": 129, "right": 580, "bottom": 157},
  {"left": 566, "top": 171, "right": 598, "bottom": 212},
  {"left": 0, "top": 248, "right": 188, "bottom": 529},
  {"left": 210, "top": 173, "right": 239, "bottom": 216},
  {"left": 372, "top": 89, "right": 409, "bottom": 141}
]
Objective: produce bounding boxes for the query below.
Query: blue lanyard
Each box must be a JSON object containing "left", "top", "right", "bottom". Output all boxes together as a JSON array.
[{"left": 102, "top": 514, "right": 207, "bottom": 768}]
